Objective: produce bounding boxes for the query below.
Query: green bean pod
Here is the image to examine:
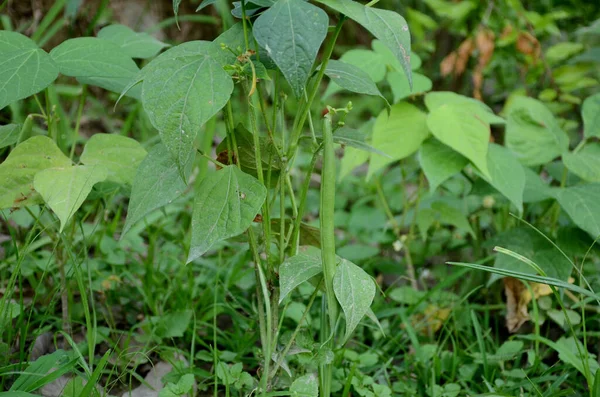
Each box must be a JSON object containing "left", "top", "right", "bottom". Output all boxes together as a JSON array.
[{"left": 320, "top": 113, "right": 338, "bottom": 330}]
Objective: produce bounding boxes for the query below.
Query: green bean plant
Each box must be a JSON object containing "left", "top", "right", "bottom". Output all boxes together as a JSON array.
[{"left": 0, "top": 0, "right": 412, "bottom": 394}]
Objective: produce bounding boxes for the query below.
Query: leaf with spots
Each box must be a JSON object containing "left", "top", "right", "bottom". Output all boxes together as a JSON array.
[
  {"left": 141, "top": 48, "right": 233, "bottom": 168},
  {"left": 0, "top": 136, "right": 71, "bottom": 210},
  {"left": 333, "top": 258, "right": 376, "bottom": 343},
  {"left": 188, "top": 166, "right": 267, "bottom": 262},
  {"left": 315, "top": 0, "right": 412, "bottom": 87},
  {"left": 323, "top": 59, "right": 384, "bottom": 99},
  {"left": 34, "top": 166, "right": 107, "bottom": 232},
  {"left": 253, "top": 0, "right": 328, "bottom": 98}
]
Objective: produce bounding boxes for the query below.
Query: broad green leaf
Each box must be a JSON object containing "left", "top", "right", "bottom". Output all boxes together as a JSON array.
[
  {"left": 563, "top": 143, "right": 600, "bottom": 182},
  {"left": 424, "top": 91, "right": 505, "bottom": 124},
  {"left": 253, "top": 0, "right": 328, "bottom": 98},
  {"left": 339, "top": 49, "right": 386, "bottom": 83},
  {"left": 279, "top": 246, "right": 323, "bottom": 303},
  {"left": 141, "top": 48, "right": 233, "bottom": 168},
  {"left": 557, "top": 184, "right": 600, "bottom": 239},
  {"left": 582, "top": 93, "right": 600, "bottom": 138},
  {"left": 49, "top": 37, "right": 140, "bottom": 96},
  {"left": 417, "top": 201, "right": 474, "bottom": 240},
  {"left": 80, "top": 134, "right": 147, "bottom": 185},
  {"left": 505, "top": 96, "right": 569, "bottom": 166},
  {"left": 316, "top": 0, "right": 412, "bottom": 86},
  {"left": 545, "top": 42, "right": 584, "bottom": 64},
  {"left": 289, "top": 373, "right": 318, "bottom": 397},
  {"left": 368, "top": 102, "right": 429, "bottom": 179},
  {"left": 523, "top": 167, "right": 556, "bottom": 203},
  {"left": 323, "top": 49, "right": 385, "bottom": 98},
  {"left": 0, "top": 136, "right": 71, "bottom": 209},
  {"left": 419, "top": 137, "right": 468, "bottom": 192},
  {"left": 188, "top": 166, "right": 267, "bottom": 262},
  {"left": 324, "top": 60, "right": 383, "bottom": 98},
  {"left": 34, "top": 166, "right": 107, "bottom": 232},
  {"left": 487, "top": 227, "right": 572, "bottom": 282},
  {"left": 149, "top": 310, "right": 192, "bottom": 338},
  {"left": 426, "top": 103, "right": 491, "bottom": 179},
  {"left": 372, "top": 39, "right": 421, "bottom": 72},
  {"left": 196, "top": 0, "right": 219, "bottom": 11},
  {"left": 552, "top": 337, "right": 599, "bottom": 378},
  {"left": 483, "top": 144, "right": 525, "bottom": 213},
  {"left": 0, "top": 31, "right": 38, "bottom": 52},
  {"left": 123, "top": 144, "right": 189, "bottom": 236},
  {"left": 340, "top": 146, "right": 369, "bottom": 181},
  {"left": 50, "top": 37, "right": 138, "bottom": 77},
  {"left": 0, "top": 124, "right": 21, "bottom": 149},
  {"left": 424, "top": 0, "right": 476, "bottom": 20},
  {"left": 315, "top": 126, "right": 389, "bottom": 157},
  {"left": 387, "top": 71, "right": 432, "bottom": 103},
  {"left": 97, "top": 24, "right": 170, "bottom": 59},
  {"left": 0, "top": 48, "right": 58, "bottom": 110},
  {"left": 333, "top": 258, "right": 376, "bottom": 343}
]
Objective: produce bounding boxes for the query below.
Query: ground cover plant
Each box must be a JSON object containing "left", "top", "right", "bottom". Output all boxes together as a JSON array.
[{"left": 1, "top": 0, "right": 600, "bottom": 396}]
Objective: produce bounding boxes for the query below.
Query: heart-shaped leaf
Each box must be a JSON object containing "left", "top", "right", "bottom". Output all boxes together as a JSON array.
[
  {"left": 557, "top": 184, "right": 600, "bottom": 239},
  {"left": 141, "top": 48, "right": 233, "bottom": 168},
  {"left": 316, "top": 0, "right": 412, "bottom": 86},
  {"left": 333, "top": 258, "right": 376, "bottom": 343},
  {"left": 253, "top": 0, "right": 328, "bottom": 98},
  {"left": 324, "top": 60, "right": 384, "bottom": 99},
  {"left": 426, "top": 103, "right": 491, "bottom": 179},
  {"left": 34, "top": 166, "right": 108, "bottom": 232},
  {"left": 0, "top": 33, "right": 58, "bottom": 110},
  {"left": 279, "top": 246, "right": 323, "bottom": 303},
  {"left": 504, "top": 96, "right": 569, "bottom": 166},
  {"left": 369, "top": 102, "right": 429, "bottom": 179},
  {"left": 123, "top": 143, "right": 190, "bottom": 236},
  {"left": 563, "top": 143, "right": 600, "bottom": 182},
  {"left": 97, "top": 24, "right": 170, "bottom": 59},
  {"left": 0, "top": 136, "right": 71, "bottom": 209},
  {"left": 80, "top": 134, "right": 147, "bottom": 185},
  {"left": 188, "top": 166, "right": 267, "bottom": 262},
  {"left": 419, "top": 137, "right": 468, "bottom": 192}
]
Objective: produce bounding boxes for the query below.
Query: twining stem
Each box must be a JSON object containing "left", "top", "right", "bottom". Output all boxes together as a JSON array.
[
  {"left": 248, "top": 228, "right": 272, "bottom": 395},
  {"left": 320, "top": 115, "right": 338, "bottom": 332},
  {"left": 286, "top": 16, "right": 346, "bottom": 161}
]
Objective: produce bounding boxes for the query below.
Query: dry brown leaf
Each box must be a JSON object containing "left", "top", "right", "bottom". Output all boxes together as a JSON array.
[
  {"left": 440, "top": 52, "right": 458, "bottom": 77},
  {"left": 504, "top": 277, "right": 574, "bottom": 332},
  {"left": 476, "top": 28, "right": 495, "bottom": 67},
  {"left": 473, "top": 28, "right": 495, "bottom": 100},
  {"left": 516, "top": 31, "right": 541, "bottom": 62},
  {"left": 504, "top": 277, "right": 530, "bottom": 333},
  {"left": 440, "top": 38, "right": 474, "bottom": 78}
]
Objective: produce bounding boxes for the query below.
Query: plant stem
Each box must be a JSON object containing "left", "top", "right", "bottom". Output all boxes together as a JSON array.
[
  {"left": 269, "top": 279, "right": 321, "bottom": 378},
  {"left": 286, "top": 16, "right": 346, "bottom": 161},
  {"left": 248, "top": 228, "right": 272, "bottom": 395}
]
